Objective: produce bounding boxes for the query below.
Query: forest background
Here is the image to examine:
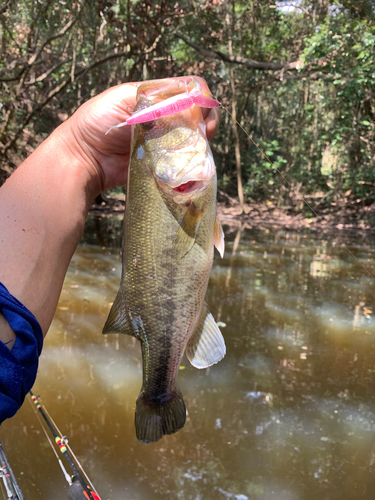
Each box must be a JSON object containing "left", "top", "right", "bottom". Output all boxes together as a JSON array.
[{"left": 1, "top": 0, "right": 374, "bottom": 223}]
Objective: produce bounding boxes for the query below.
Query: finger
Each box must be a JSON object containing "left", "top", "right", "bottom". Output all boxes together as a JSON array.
[
  {"left": 205, "top": 107, "right": 222, "bottom": 141},
  {"left": 185, "top": 76, "right": 221, "bottom": 136},
  {"left": 96, "top": 82, "right": 139, "bottom": 119}
]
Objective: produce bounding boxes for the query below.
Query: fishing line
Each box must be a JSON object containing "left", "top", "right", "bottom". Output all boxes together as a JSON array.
[{"left": 220, "top": 102, "right": 375, "bottom": 281}]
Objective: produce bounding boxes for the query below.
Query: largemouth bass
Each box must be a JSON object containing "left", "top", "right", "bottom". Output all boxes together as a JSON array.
[{"left": 103, "top": 78, "right": 225, "bottom": 444}]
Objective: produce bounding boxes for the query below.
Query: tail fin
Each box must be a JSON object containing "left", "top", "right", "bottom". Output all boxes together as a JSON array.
[{"left": 135, "top": 390, "right": 186, "bottom": 444}]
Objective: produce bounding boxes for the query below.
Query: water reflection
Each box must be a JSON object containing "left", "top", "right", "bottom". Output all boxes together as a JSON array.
[{"left": 2, "top": 221, "right": 375, "bottom": 499}]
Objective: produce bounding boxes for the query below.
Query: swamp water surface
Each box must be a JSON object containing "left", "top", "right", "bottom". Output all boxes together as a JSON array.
[{"left": 2, "top": 218, "right": 375, "bottom": 500}]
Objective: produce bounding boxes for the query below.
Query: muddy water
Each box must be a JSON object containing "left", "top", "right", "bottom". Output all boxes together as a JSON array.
[{"left": 2, "top": 219, "right": 375, "bottom": 500}]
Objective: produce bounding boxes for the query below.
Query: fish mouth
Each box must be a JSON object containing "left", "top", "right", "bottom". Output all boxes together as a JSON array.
[
  {"left": 171, "top": 180, "right": 205, "bottom": 194},
  {"left": 157, "top": 178, "right": 208, "bottom": 201}
]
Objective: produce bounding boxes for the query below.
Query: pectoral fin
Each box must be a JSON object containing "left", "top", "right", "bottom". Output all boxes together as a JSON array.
[
  {"left": 214, "top": 217, "right": 225, "bottom": 258},
  {"left": 102, "top": 288, "right": 132, "bottom": 335},
  {"left": 186, "top": 305, "right": 226, "bottom": 369},
  {"left": 174, "top": 202, "right": 203, "bottom": 258}
]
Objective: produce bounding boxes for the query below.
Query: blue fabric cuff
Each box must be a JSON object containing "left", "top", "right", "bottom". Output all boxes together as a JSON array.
[{"left": 0, "top": 282, "right": 43, "bottom": 423}]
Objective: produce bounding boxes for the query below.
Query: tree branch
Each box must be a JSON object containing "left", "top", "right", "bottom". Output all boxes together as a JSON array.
[
  {"left": 0, "top": 66, "right": 28, "bottom": 82},
  {"left": 1, "top": 79, "right": 71, "bottom": 155},
  {"left": 0, "top": 0, "right": 84, "bottom": 83},
  {"left": 176, "top": 33, "right": 303, "bottom": 71},
  {"left": 0, "top": 0, "right": 14, "bottom": 16},
  {"left": 1, "top": 49, "right": 135, "bottom": 155},
  {"left": 25, "top": 58, "right": 73, "bottom": 86},
  {"left": 74, "top": 49, "right": 134, "bottom": 81},
  {"left": 144, "top": 29, "right": 164, "bottom": 55},
  {"left": 27, "top": 0, "right": 85, "bottom": 66}
]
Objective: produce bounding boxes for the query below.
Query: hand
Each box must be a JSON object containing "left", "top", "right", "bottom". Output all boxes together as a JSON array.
[{"left": 61, "top": 76, "right": 221, "bottom": 199}]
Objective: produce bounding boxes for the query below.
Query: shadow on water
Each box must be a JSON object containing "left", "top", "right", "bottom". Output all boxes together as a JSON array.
[{"left": 2, "top": 217, "right": 375, "bottom": 499}]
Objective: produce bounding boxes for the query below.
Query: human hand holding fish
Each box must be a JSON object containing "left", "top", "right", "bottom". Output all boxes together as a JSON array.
[
  {"left": 0, "top": 76, "right": 222, "bottom": 425},
  {"left": 0, "top": 75, "right": 220, "bottom": 335},
  {"left": 62, "top": 76, "right": 221, "bottom": 198}
]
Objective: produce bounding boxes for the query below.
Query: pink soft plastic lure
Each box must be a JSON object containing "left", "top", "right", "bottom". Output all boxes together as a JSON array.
[{"left": 106, "top": 90, "right": 219, "bottom": 134}]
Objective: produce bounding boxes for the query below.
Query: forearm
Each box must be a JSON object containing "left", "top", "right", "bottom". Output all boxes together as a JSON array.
[{"left": 0, "top": 123, "right": 96, "bottom": 335}]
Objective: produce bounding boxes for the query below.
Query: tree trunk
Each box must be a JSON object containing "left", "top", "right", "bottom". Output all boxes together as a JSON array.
[{"left": 226, "top": 4, "right": 244, "bottom": 213}]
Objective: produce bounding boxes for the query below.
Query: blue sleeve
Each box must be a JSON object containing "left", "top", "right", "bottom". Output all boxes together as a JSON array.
[{"left": 0, "top": 282, "right": 43, "bottom": 423}]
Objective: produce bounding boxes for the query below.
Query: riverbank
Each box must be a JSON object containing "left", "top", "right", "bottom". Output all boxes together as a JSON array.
[{"left": 89, "top": 193, "right": 375, "bottom": 235}]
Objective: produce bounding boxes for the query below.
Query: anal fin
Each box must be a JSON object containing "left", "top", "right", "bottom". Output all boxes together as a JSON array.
[{"left": 186, "top": 304, "right": 226, "bottom": 369}]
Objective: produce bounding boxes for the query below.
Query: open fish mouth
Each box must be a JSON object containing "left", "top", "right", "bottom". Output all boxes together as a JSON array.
[
  {"left": 172, "top": 180, "right": 205, "bottom": 194},
  {"left": 158, "top": 179, "right": 208, "bottom": 201}
]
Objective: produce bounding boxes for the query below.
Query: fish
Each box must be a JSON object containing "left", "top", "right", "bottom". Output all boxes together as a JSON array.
[{"left": 103, "top": 78, "right": 226, "bottom": 444}]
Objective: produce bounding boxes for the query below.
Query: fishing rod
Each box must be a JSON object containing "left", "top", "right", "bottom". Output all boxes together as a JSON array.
[
  {"left": 0, "top": 442, "right": 24, "bottom": 500},
  {"left": 29, "top": 392, "right": 101, "bottom": 500}
]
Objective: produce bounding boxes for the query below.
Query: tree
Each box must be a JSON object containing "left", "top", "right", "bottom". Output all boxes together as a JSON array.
[
  {"left": 173, "top": 0, "right": 375, "bottom": 205},
  {"left": 1, "top": 0, "right": 374, "bottom": 210},
  {"left": 0, "top": 0, "right": 182, "bottom": 183}
]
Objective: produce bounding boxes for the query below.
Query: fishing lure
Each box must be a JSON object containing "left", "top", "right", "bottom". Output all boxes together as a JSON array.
[{"left": 106, "top": 84, "right": 219, "bottom": 134}]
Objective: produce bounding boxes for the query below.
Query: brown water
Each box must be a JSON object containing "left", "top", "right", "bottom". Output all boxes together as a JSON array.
[{"left": 2, "top": 219, "right": 375, "bottom": 500}]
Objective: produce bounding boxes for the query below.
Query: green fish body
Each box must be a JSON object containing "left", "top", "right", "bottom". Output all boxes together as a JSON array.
[{"left": 103, "top": 80, "right": 225, "bottom": 444}]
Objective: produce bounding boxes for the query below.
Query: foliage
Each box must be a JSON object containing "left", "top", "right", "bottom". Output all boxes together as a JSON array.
[
  {"left": 0, "top": 0, "right": 183, "bottom": 179},
  {"left": 1, "top": 0, "right": 374, "bottom": 208},
  {"left": 301, "top": 12, "right": 375, "bottom": 199}
]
